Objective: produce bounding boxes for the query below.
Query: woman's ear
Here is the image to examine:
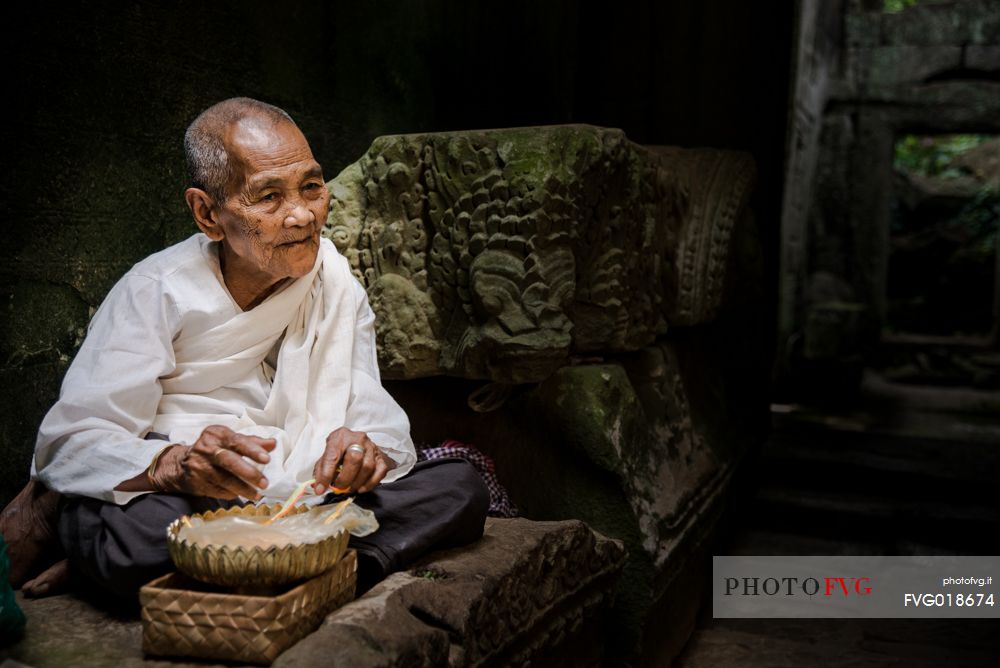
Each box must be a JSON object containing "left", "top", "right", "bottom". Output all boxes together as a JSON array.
[{"left": 185, "top": 188, "right": 224, "bottom": 241}]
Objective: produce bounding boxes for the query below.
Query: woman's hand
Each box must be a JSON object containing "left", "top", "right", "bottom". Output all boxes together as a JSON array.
[
  {"left": 150, "top": 425, "right": 275, "bottom": 500},
  {"left": 312, "top": 427, "right": 394, "bottom": 495}
]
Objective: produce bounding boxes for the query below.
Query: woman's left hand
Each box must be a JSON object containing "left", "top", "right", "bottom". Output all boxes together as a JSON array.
[{"left": 312, "top": 427, "right": 394, "bottom": 495}]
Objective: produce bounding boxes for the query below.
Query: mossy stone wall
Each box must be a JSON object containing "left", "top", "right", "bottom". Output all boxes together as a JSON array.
[{"left": 1, "top": 1, "right": 791, "bottom": 506}]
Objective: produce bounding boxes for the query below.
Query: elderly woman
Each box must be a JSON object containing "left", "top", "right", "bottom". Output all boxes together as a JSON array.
[{"left": 3, "top": 98, "right": 488, "bottom": 599}]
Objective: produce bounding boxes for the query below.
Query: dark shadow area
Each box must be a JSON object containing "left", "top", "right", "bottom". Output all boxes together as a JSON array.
[
  {"left": 886, "top": 133, "right": 998, "bottom": 342},
  {"left": 689, "top": 0, "right": 1000, "bottom": 665},
  {"left": 0, "top": 0, "right": 793, "bottom": 510},
  {"left": 678, "top": 393, "right": 1000, "bottom": 666}
]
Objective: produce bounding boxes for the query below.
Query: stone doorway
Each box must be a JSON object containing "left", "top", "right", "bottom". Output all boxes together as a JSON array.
[
  {"left": 775, "top": 0, "right": 1000, "bottom": 401},
  {"left": 879, "top": 133, "right": 1000, "bottom": 389},
  {"left": 885, "top": 133, "right": 998, "bottom": 342}
]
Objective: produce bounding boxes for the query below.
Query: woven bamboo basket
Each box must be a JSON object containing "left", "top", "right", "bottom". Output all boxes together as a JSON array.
[
  {"left": 167, "top": 502, "right": 349, "bottom": 587},
  {"left": 140, "top": 549, "right": 356, "bottom": 665}
]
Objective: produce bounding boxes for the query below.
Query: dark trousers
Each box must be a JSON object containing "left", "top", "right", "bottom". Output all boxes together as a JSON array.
[{"left": 57, "top": 458, "right": 489, "bottom": 599}]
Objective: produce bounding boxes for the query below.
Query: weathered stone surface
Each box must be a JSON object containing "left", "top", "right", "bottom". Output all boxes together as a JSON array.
[
  {"left": 648, "top": 148, "right": 756, "bottom": 327},
  {"left": 677, "top": 619, "right": 1000, "bottom": 668},
  {"left": 475, "top": 336, "right": 762, "bottom": 660},
  {"left": 278, "top": 518, "right": 626, "bottom": 667},
  {"left": 0, "top": 361, "right": 67, "bottom": 510},
  {"left": 965, "top": 45, "right": 1000, "bottom": 72},
  {"left": 858, "top": 45, "right": 962, "bottom": 89},
  {"left": 778, "top": 0, "right": 1000, "bottom": 396},
  {"left": 802, "top": 301, "right": 867, "bottom": 361},
  {"left": 845, "top": 11, "right": 879, "bottom": 48},
  {"left": 323, "top": 126, "right": 754, "bottom": 382},
  {"left": 880, "top": 0, "right": 1000, "bottom": 46},
  {"left": 528, "top": 360, "right": 721, "bottom": 568},
  {"left": 1, "top": 519, "right": 625, "bottom": 668},
  {"left": 0, "top": 592, "right": 180, "bottom": 668},
  {"left": 779, "top": 0, "right": 843, "bottom": 353},
  {"left": 951, "top": 137, "right": 1000, "bottom": 190},
  {"left": 891, "top": 81, "right": 999, "bottom": 117},
  {"left": 383, "top": 167, "right": 768, "bottom": 661},
  {"left": 839, "top": 80, "right": 1000, "bottom": 120},
  {"left": 895, "top": 170, "right": 984, "bottom": 212},
  {"left": 274, "top": 574, "right": 450, "bottom": 668}
]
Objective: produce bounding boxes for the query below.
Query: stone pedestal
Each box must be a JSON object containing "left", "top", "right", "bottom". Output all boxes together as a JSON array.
[
  {"left": 328, "top": 124, "right": 768, "bottom": 664},
  {"left": 278, "top": 518, "right": 626, "bottom": 667}
]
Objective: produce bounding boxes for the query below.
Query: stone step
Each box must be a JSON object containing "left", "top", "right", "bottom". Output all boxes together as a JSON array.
[
  {"left": 752, "top": 450, "right": 998, "bottom": 505},
  {"left": 772, "top": 403, "right": 1000, "bottom": 446},
  {"left": 685, "top": 412, "right": 1000, "bottom": 666},
  {"left": 275, "top": 518, "right": 626, "bottom": 667},
  {"left": 749, "top": 487, "right": 1000, "bottom": 551},
  {"left": 677, "top": 618, "right": 1000, "bottom": 668},
  {"left": 727, "top": 406, "right": 1000, "bottom": 555},
  {"left": 0, "top": 518, "right": 626, "bottom": 668},
  {"left": 765, "top": 417, "right": 1000, "bottom": 485}
]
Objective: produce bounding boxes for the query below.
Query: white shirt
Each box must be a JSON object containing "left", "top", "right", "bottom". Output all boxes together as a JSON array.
[{"left": 32, "top": 234, "right": 416, "bottom": 504}]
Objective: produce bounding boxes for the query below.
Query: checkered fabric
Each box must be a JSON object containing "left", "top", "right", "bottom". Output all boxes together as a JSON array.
[{"left": 417, "top": 440, "right": 518, "bottom": 518}]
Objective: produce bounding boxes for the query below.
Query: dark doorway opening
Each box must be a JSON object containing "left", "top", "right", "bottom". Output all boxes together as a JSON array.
[
  {"left": 879, "top": 133, "right": 999, "bottom": 388},
  {"left": 886, "top": 133, "right": 998, "bottom": 340}
]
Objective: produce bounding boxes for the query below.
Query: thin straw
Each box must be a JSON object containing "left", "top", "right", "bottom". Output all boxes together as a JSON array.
[
  {"left": 322, "top": 497, "right": 355, "bottom": 525},
  {"left": 265, "top": 478, "right": 315, "bottom": 525}
]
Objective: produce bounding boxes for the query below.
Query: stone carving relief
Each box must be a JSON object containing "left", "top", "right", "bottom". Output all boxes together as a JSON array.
[
  {"left": 651, "top": 147, "right": 756, "bottom": 326},
  {"left": 325, "top": 125, "right": 755, "bottom": 382},
  {"left": 528, "top": 345, "right": 723, "bottom": 569}
]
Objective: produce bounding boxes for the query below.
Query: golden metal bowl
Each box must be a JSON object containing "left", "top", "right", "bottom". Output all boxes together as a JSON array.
[{"left": 166, "top": 503, "right": 349, "bottom": 588}]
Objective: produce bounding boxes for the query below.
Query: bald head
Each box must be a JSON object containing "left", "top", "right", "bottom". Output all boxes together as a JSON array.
[{"left": 184, "top": 97, "right": 296, "bottom": 204}]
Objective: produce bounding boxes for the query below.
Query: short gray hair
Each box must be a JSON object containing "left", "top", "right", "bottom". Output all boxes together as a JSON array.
[{"left": 184, "top": 97, "right": 296, "bottom": 204}]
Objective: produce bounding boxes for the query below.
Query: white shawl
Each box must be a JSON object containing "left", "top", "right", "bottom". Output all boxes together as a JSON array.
[{"left": 153, "top": 239, "right": 367, "bottom": 504}]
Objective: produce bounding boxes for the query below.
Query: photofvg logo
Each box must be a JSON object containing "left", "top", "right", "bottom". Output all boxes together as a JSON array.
[
  {"left": 724, "top": 575, "right": 872, "bottom": 597},
  {"left": 713, "top": 556, "right": 999, "bottom": 618}
]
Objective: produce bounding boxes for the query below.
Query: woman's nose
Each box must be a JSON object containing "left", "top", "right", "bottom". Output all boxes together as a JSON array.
[{"left": 284, "top": 200, "right": 314, "bottom": 227}]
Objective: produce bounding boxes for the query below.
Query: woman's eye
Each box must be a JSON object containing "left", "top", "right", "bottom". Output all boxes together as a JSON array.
[
  {"left": 262, "top": 193, "right": 278, "bottom": 202},
  {"left": 304, "top": 183, "right": 321, "bottom": 190}
]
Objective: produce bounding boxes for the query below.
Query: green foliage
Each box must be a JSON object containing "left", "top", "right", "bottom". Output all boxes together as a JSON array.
[
  {"left": 887, "top": 139, "right": 998, "bottom": 337},
  {"left": 414, "top": 568, "right": 448, "bottom": 580},
  {"left": 894, "top": 134, "right": 992, "bottom": 178},
  {"left": 883, "top": 0, "right": 920, "bottom": 12},
  {"left": 1, "top": 534, "right": 27, "bottom": 644},
  {"left": 955, "top": 189, "right": 1000, "bottom": 258}
]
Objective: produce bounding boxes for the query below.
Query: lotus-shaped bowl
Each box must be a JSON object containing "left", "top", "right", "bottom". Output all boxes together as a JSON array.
[{"left": 166, "top": 503, "right": 348, "bottom": 587}]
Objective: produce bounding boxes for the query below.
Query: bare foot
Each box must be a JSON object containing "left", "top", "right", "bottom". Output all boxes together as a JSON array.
[
  {"left": 22, "top": 559, "right": 70, "bottom": 598},
  {"left": 1, "top": 480, "right": 64, "bottom": 588}
]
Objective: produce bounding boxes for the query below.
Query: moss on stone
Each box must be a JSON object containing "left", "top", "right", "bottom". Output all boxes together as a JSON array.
[
  {"left": 531, "top": 364, "right": 649, "bottom": 475},
  {"left": 1, "top": 281, "right": 90, "bottom": 365}
]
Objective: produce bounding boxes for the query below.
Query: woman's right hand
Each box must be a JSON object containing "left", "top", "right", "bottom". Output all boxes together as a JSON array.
[{"left": 150, "top": 425, "right": 275, "bottom": 500}]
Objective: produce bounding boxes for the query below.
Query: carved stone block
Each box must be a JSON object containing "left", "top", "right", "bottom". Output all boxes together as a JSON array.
[
  {"left": 528, "top": 358, "right": 722, "bottom": 568},
  {"left": 324, "top": 125, "right": 755, "bottom": 382},
  {"left": 274, "top": 518, "right": 627, "bottom": 667},
  {"left": 324, "top": 124, "right": 765, "bottom": 664}
]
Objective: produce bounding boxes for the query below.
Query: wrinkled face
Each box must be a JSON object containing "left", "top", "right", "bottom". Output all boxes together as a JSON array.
[{"left": 213, "top": 118, "right": 330, "bottom": 286}]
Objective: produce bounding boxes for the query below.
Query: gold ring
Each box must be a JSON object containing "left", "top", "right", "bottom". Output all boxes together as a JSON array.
[{"left": 347, "top": 443, "right": 365, "bottom": 456}]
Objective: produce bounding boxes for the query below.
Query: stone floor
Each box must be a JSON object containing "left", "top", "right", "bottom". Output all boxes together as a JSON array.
[
  {"left": 675, "top": 618, "right": 1000, "bottom": 668},
  {"left": 0, "top": 518, "right": 625, "bottom": 667},
  {"left": 4, "top": 375, "right": 999, "bottom": 667},
  {"left": 676, "top": 377, "right": 1000, "bottom": 667}
]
